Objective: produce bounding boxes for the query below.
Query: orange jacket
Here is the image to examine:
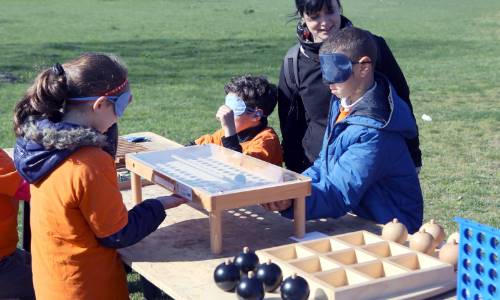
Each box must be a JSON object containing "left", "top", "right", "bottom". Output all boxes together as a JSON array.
[
  {"left": 0, "top": 149, "right": 21, "bottom": 259},
  {"left": 195, "top": 127, "right": 283, "bottom": 166},
  {"left": 30, "top": 147, "right": 129, "bottom": 300}
]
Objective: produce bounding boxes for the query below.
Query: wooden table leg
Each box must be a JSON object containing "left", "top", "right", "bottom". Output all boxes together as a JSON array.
[
  {"left": 131, "top": 172, "right": 143, "bottom": 204},
  {"left": 209, "top": 210, "right": 222, "bottom": 254},
  {"left": 294, "top": 196, "right": 306, "bottom": 238}
]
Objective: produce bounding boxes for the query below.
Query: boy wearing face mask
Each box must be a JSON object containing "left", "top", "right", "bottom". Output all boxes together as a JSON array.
[
  {"left": 265, "top": 27, "right": 423, "bottom": 233},
  {"left": 189, "top": 75, "right": 283, "bottom": 166}
]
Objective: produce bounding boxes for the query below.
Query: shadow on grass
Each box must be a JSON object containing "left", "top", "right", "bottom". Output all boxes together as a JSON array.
[
  {"left": 0, "top": 37, "right": 297, "bottom": 85},
  {"left": 0, "top": 37, "right": 485, "bottom": 86}
]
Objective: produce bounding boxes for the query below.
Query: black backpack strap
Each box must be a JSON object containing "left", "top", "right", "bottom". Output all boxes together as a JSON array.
[{"left": 283, "top": 43, "right": 301, "bottom": 91}]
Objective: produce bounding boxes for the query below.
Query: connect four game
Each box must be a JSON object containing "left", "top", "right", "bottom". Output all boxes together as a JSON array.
[{"left": 455, "top": 217, "right": 499, "bottom": 300}]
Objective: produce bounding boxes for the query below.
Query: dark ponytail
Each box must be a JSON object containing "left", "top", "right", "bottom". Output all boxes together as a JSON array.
[
  {"left": 13, "top": 53, "right": 127, "bottom": 137},
  {"left": 14, "top": 67, "right": 68, "bottom": 135}
]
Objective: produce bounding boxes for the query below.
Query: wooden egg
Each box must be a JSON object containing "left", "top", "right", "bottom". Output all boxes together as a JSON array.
[
  {"left": 409, "top": 228, "right": 435, "bottom": 254},
  {"left": 381, "top": 218, "right": 408, "bottom": 244},
  {"left": 446, "top": 231, "right": 460, "bottom": 244},
  {"left": 438, "top": 240, "right": 459, "bottom": 270},
  {"left": 420, "top": 219, "right": 445, "bottom": 248}
]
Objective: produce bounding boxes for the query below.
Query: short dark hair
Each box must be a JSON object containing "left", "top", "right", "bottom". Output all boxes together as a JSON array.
[
  {"left": 294, "top": 0, "right": 342, "bottom": 17},
  {"left": 224, "top": 75, "right": 277, "bottom": 117},
  {"left": 320, "top": 27, "right": 378, "bottom": 65}
]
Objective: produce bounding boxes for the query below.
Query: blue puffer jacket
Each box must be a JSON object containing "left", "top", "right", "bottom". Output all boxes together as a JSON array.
[{"left": 282, "top": 73, "right": 423, "bottom": 233}]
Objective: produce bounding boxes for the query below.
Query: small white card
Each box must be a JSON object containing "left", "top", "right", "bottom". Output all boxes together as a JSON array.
[{"left": 289, "top": 231, "right": 328, "bottom": 242}]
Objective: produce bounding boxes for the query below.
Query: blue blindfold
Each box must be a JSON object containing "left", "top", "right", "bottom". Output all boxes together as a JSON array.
[
  {"left": 225, "top": 94, "right": 257, "bottom": 116},
  {"left": 319, "top": 53, "right": 359, "bottom": 84},
  {"left": 67, "top": 90, "right": 132, "bottom": 117}
]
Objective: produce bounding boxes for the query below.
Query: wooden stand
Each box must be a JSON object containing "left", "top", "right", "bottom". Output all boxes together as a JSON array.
[
  {"left": 116, "top": 132, "right": 184, "bottom": 191},
  {"left": 126, "top": 144, "right": 311, "bottom": 254}
]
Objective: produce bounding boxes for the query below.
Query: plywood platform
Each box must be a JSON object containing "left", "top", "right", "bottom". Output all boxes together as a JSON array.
[{"left": 256, "top": 231, "right": 456, "bottom": 300}]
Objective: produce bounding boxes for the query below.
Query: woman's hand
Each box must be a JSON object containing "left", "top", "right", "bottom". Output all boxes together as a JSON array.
[
  {"left": 261, "top": 199, "right": 293, "bottom": 212},
  {"left": 216, "top": 105, "right": 236, "bottom": 137},
  {"left": 156, "top": 195, "right": 187, "bottom": 210}
]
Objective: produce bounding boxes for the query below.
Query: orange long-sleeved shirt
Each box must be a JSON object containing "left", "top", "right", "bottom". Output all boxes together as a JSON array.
[
  {"left": 0, "top": 148, "right": 22, "bottom": 258},
  {"left": 195, "top": 127, "right": 283, "bottom": 166}
]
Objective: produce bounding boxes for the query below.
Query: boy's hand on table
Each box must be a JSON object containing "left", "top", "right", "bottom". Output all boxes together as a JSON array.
[
  {"left": 157, "top": 195, "right": 187, "bottom": 210},
  {"left": 261, "top": 199, "right": 293, "bottom": 212},
  {"left": 216, "top": 105, "right": 236, "bottom": 137}
]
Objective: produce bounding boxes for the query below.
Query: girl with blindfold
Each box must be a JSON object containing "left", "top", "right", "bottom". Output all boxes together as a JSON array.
[
  {"left": 278, "top": 0, "right": 421, "bottom": 173},
  {"left": 13, "top": 53, "right": 185, "bottom": 299}
]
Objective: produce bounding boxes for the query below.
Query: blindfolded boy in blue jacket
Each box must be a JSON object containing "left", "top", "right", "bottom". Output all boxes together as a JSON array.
[{"left": 264, "top": 27, "right": 423, "bottom": 233}]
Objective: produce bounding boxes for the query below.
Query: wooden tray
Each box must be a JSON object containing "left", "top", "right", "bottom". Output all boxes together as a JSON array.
[
  {"left": 125, "top": 144, "right": 311, "bottom": 254},
  {"left": 257, "top": 230, "right": 456, "bottom": 300}
]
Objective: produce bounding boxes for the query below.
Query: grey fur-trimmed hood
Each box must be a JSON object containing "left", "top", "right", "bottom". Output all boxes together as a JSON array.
[
  {"left": 14, "top": 118, "right": 110, "bottom": 183},
  {"left": 18, "top": 117, "right": 108, "bottom": 150}
]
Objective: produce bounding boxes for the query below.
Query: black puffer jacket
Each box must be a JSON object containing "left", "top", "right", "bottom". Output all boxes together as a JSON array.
[{"left": 278, "top": 16, "right": 421, "bottom": 172}]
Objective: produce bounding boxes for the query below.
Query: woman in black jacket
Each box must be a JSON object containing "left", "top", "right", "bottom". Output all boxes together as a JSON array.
[{"left": 278, "top": 0, "right": 421, "bottom": 173}]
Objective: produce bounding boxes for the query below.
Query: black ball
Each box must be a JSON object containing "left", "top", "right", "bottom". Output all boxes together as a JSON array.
[
  {"left": 256, "top": 260, "right": 283, "bottom": 292},
  {"left": 236, "top": 271, "right": 265, "bottom": 300},
  {"left": 280, "top": 274, "right": 310, "bottom": 300},
  {"left": 213, "top": 259, "right": 240, "bottom": 292},
  {"left": 234, "top": 247, "right": 260, "bottom": 275}
]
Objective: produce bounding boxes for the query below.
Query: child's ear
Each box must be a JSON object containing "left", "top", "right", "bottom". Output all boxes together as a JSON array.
[
  {"left": 358, "top": 56, "right": 373, "bottom": 77},
  {"left": 92, "top": 96, "right": 110, "bottom": 112}
]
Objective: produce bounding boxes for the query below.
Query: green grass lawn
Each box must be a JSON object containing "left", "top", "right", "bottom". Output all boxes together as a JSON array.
[{"left": 1, "top": 0, "right": 499, "bottom": 298}]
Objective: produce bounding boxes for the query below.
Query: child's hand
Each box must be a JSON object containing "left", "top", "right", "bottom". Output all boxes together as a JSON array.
[
  {"left": 156, "top": 195, "right": 187, "bottom": 210},
  {"left": 261, "top": 199, "right": 293, "bottom": 212},
  {"left": 216, "top": 105, "right": 236, "bottom": 137}
]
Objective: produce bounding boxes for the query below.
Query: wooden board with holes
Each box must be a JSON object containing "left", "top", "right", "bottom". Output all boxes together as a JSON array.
[
  {"left": 256, "top": 230, "right": 456, "bottom": 300},
  {"left": 125, "top": 144, "right": 311, "bottom": 254},
  {"left": 115, "top": 137, "right": 149, "bottom": 168},
  {"left": 115, "top": 132, "right": 183, "bottom": 189}
]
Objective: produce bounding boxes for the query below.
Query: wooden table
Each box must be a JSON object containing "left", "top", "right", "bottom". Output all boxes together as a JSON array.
[
  {"left": 6, "top": 133, "right": 456, "bottom": 299},
  {"left": 118, "top": 184, "right": 388, "bottom": 299},
  {"left": 118, "top": 185, "right": 456, "bottom": 300},
  {"left": 125, "top": 144, "right": 311, "bottom": 254},
  {"left": 116, "top": 132, "right": 455, "bottom": 300}
]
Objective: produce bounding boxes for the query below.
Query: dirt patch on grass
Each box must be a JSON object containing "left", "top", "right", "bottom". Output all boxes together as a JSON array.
[{"left": 0, "top": 72, "right": 19, "bottom": 84}]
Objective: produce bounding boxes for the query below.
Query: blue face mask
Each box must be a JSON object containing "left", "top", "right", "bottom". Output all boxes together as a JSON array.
[
  {"left": 225, "top": 94, "right": 257, "bottom": 116},
  {"left": 67, "top": 90, "right": 132, "bottom": 117},
  {"left": 319, "top": 53, "right": 360, "bottom": 84}
]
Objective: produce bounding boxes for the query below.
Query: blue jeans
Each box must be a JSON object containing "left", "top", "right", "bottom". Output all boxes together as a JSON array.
[{"left": 0, "top": 248, "right": 35, "bottom": 300}]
